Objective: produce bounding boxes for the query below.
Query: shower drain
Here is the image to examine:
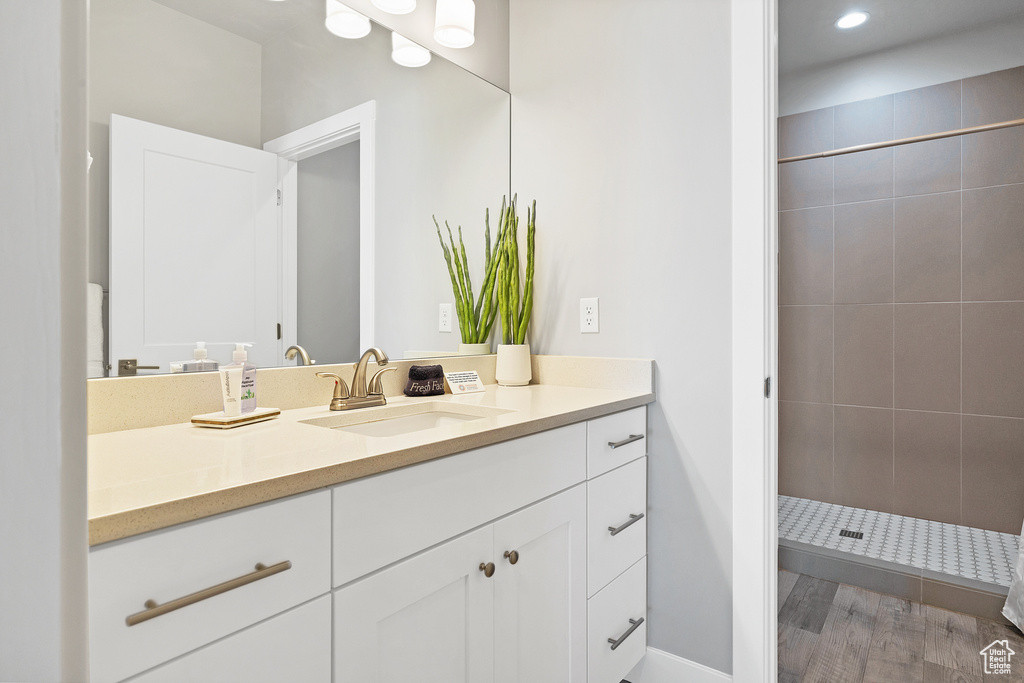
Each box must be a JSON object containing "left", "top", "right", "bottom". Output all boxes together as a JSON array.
[{"left": 839, "top": 529, "right": 864, "bottom": 539}]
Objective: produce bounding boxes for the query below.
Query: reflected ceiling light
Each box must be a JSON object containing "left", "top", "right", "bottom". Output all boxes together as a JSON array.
[
  {"left": 325, "top": 0, "right": 371, "bottom": 39},
  {"left": 392, "top": 32, "right": 431, "bottom": 67},
  {"left": 372, "top": 0, "right": 416, "bottom": 14},
  {"left": 434, "top": 0, "right": 475, "bottom": 48},
  {"left": 835, "top": 11, "right": 869, "bottom": 29}
]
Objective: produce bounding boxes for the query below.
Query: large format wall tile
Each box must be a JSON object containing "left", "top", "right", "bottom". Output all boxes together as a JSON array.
[
  {"left": 893, "top": 410, "right": 961, "bottom": 525},
  {"left": 779, "top": 305, "right": 833, "bottom": 403},
  {"left": 894, "top": 193, "right": 961, "bottom": 303},
  {"left": 963, "top": 184, "right": 1024, "bottom": 301},
  {"left": 834, "top": 406, "right": 894, "bottom": 513},
  {"left": 779, "top": 401, "right": 835, "bottom": 502},
  {"left": 780, "top": 158, "right": 834, "bottom": 210},
  {"left": 894, "top": 303, "right": 960, "bottom": 413},
  {"left": 894, "top": 81, "right": 961, "bottom": 197},
  {"left": 963, "top": 302, "right": 1024, "bottom": 419},
  {"left": 962, "top": 415, "right": 1024, "bottom": 534},
  {"left": 779, "top": 109, "right": 835, "bottom": 210},
  {"left": 834, "top": 305, "right": 893, "bottom": 408},
  {"left": 834, "top": 200, "right": 893, "bottom": 304},
  {"left": 963, "top": 67, "right": 1024, "bottom": 189},
  {"left": 780, "top": 108, "right": 833, "bottom": 158},
  {"left": 835, "top": 150, "right": 893, "bottom": 204},
  {"left": 835, "top": 95, "right": 894, "bottom": 204},
  {"left": 779, "top": 207, "right": 833, "bottom": 305}
]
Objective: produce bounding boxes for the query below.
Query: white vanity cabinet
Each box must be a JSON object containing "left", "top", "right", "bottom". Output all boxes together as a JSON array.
[
  {"left": 89, "top": 404, "right": 649, "bottom": 683},
  {"left": 334, "top": 485, "right": 588, "bottom": 683},
  {"left": 585, "top": 407, "right": 649, "bottom": 683},
  {"left": 88, "top": 490, "right": 331, "bottom": 683}
]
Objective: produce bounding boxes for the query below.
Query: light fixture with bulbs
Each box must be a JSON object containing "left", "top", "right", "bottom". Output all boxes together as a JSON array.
[
  {"left": 325, "top": 0, "right": 371, "bottom": 39},
  {"left": 434, "top": 0, "right": 475, "bottom": 48},
  {"left": 372, "top": 0, "right": 416, "bottom": 14},
  {"left": 835, "top": 11, "right": 869, "bottom": 29},
  {"left": 391, "top": 32, "right": 431, "bottom": 67}
]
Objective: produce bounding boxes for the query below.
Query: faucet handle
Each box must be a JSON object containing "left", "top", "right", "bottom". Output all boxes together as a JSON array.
[
  {"left": 316, "top": 372, "right": 351, "bottom": 410},
  {"left": 368, "top": 366, "right": 397, "bottom": 396}
]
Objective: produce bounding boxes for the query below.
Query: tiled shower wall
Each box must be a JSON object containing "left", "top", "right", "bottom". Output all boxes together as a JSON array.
[{"left": 778, "top": 65, "right": 1024, "bottom": 535}]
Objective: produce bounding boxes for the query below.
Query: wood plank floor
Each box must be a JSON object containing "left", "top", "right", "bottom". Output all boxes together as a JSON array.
[{"left": 779, "top": 570, "right": 1024, "bottom": 683}]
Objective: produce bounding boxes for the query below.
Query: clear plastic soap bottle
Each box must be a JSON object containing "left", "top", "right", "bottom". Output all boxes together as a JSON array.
[
  {"left": 229, "top": 343, "right": 257, "bottom": 413},
  {"left": 182, "top": 341, "right": 219, "bottom": 373}
]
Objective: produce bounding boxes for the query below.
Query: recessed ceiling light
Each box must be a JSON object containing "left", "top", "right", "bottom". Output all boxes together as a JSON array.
[{"left": 835, "top": 11, "right": 869, "bottom": 29}]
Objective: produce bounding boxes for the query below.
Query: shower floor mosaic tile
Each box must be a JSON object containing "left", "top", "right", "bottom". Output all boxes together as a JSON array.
[{"left": 778, "top": 495, "right": 1020, "bottom": 588}]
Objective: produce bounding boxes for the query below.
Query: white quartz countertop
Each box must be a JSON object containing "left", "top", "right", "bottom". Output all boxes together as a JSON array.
[{"left": 88, "top": 383, "right": 654, "bottom": 545}]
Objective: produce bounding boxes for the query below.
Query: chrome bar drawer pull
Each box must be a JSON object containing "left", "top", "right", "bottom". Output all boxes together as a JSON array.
[
  {"left": 608, "top": 513, "right": 645, "bottom": 536},
  {"left": 607, "top": 434, "right": 644, "bottom": 449},
  {"left": 608, "top": 617, "right": 645, "bottom": 651},
  {"left": 125, "top": 560, "right": 292, "bottom": 627}
]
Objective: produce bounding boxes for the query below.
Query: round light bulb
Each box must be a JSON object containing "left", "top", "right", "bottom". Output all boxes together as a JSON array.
[
  {"left": 434, "top": 0, "right": 475, "bottom": 48},
  {"left": 835, "top": 11, "right": 869, "bottom": 29},
  {"left": 372, "top": 0, "right": 416, "bottom": 14},
  {"left": 392, "top": 32, "right": 431, "bottom": 67},
  {"left": 325, "top": 0, "right": 371, "bottom": 39}
]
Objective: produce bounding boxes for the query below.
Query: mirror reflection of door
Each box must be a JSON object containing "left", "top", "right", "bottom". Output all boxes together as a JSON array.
[{"left": 296, "top": 142, "right": 360, "bottom": 364}]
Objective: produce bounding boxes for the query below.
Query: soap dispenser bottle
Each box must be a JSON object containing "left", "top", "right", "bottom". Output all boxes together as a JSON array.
[
  {"left": 230, "top": 343, "right": 257, "bottom": 413},
  {"left": 182, "top": 342, "right": 219, "bottom": 373}
]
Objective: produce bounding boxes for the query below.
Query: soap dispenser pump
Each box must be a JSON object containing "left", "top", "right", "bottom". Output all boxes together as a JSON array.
[
  {"left": 231, "top": 343, "right": 257, "bottom": 413},
  {"left": 182, "top": 341, "right": 219, "bottom": 373}
]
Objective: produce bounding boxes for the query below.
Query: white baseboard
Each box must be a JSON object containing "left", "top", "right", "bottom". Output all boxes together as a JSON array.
[{"left": 625, "top": 647, "right": 732, "bottom": 683}]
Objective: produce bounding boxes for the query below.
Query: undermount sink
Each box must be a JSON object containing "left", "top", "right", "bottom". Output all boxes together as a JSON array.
[{"left": 300, "top": 402, "right": 514, "bottom": 438}]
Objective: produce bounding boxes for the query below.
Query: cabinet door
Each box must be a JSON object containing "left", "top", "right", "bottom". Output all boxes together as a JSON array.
[
  {"left": 333, "top": 526, "right": 495, "bottom": 683},
  {"left": 493, "top": 485, "right": 587, "bottom": 683},
  {"left": 129, "top": 595, "right": 331, "bottom": 683}
]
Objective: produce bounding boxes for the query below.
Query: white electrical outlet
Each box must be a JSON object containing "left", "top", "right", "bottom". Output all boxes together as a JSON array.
[
  {"left": 439, "top": 303, "right": 453, "bottom": 332},
  {"left": 580, "top": 297, "right": 599, "bottom": 333}
]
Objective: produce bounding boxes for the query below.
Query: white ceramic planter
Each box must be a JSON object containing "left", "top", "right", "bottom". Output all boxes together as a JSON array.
[
  {"left": 458, "top": 342, "right": 491, "bottom": 355},
  {"left": 495, "top": 344, "right": 532, "bottom": 386}
]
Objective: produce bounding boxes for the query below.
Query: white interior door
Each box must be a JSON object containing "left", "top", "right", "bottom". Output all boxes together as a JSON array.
[{"left": 109, "top": 114, "right": 280, "bottom": 372}]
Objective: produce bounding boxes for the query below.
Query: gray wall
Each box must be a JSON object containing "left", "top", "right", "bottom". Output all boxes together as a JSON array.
[
  {"left": 297, "top": 142, "right": 361, "bottom": 363},
  {"left": 510, "top": 0, "right": 735, "bottom": 673},
  {"left": 779, "top": 65, "right": 1024, "bottom": 535},
  {"left": 0, "top": 2, "right": 88, "bottom": 680},
  {"left": 88, "top": 0, "right": 263, "bottom": 290},
  {"left": 262, "top": 16, "right": 510, "bottom": 359}
]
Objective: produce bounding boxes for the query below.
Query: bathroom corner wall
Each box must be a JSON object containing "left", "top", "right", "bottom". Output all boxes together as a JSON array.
[{"left": 778, "top": 65, "right": 1024, "bottom": 535}]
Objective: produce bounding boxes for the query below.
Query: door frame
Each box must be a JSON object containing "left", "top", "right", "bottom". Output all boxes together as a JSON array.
[
  {"left": 263, "top": 100, "right": 376, "bottom": 353},
  {"left": 730, "top": 0, "right": 778, "bottom": 682}
]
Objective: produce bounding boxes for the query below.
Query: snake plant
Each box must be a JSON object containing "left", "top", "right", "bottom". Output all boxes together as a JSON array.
[
  {"left": 433, "top": 205, "right": 507, "bottom": 345},
  {"left": 496, "top": 195, "right": 535, "bottom": 346}
]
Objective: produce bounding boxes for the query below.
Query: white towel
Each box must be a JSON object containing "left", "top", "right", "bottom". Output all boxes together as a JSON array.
[{"left": 87, "top": 283, "right": 105, "bottom": 378}]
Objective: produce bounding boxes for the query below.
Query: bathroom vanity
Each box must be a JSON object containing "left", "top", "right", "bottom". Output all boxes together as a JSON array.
[{"left": 87, "top": 360, "right": 653, "bottom": 683}]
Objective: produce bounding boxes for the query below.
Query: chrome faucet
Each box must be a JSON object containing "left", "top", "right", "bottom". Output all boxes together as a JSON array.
[
  {"left": 316, "top": 347, "right": 396, "bottom": 411},
  {"left": 285, "top": 345, "right": 315, "bottom": 366}
]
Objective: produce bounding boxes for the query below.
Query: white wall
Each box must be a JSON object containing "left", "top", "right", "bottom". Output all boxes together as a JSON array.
[
  {"left": 0, "top": 2, "right": 89, "bottom": 681},
  {"left": 89, "top": 0, "right": 263, "bottom": 290},
  {"left": 510, "top": 0, "right": 734, "bottom": 673},
  {"left": 781, "top": 13, "right": 1024, "bottom": 115},
  {"left": 262, "top": 16, "right": 510, "bottom": 359}
]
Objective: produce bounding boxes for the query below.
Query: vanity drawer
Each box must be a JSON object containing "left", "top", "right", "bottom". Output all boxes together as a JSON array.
[
  {"left": 587, "top": 557, "right": 647, "bottom": 683},
  {"left": 587, "top": 457, "right": 646, "bottom": 597},
  {"left": 332, "top": 422, "right": 586, "bottom": 587},
  {"left": 89, "top": 490, "right": 331, "bottom": 683},
  {"left": 586, "top": 407, "right": 646, "bottom": 478}
]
